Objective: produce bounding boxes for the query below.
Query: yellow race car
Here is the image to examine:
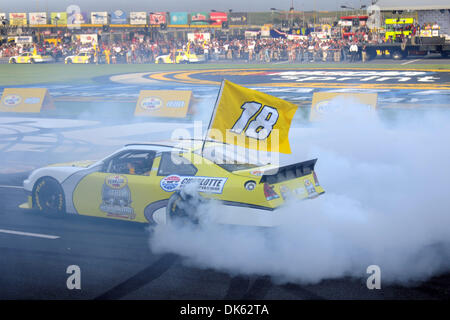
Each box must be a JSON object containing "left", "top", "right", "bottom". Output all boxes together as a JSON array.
[
  {"left": 65, "top": 52, "right": 93, "bottom": 64},
  {"left": 155, "top": 50, "right": 205, "bottom": 64},
  {"left": 9, "top": 52, "right": 54, "bottom": 64},
  {"left": 22, "top": 141, "right": 324, "bottom": 227}
]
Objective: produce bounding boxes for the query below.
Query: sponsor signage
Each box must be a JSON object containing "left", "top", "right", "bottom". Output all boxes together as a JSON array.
[
  {"left": 385, "top": 18, "right": 414, "bottom": 24},
  {"left": 190, "top": 12, "right": 209, "bottom": 25},
  {"left": 309, "top": 92, "right": 377, "bottom": 121},
  {"left": 245, "top": 31, "right": 259, "bottom": 39},
  {"left": 91, "top": 12, "right": 108, "bottom": 24},
  {"left": 149, "top": 12, "right": 166, "bottom": 25},
  {"left": 50, "top": 12, "right": 68, "bottom": 25},
  {"left": 9, "top": 13, "right": 27, "bottom": 26},
  {"left": 229, "top": 12, "right": 247, "bottom": 25},
  {"left": 209, "top": 12, "right": 227, "bottom": 25},
  {"left": 261, "top": 25, "right": 270, "bottom": 37},
  {"left": 187, "top": 32, "right": 210, "bottom": 42},
  {"left": 77, "top": 34, "right": 98, "bottom": 44},
  {"left": 135, "top": 90, "right": 192, "bottom": 118},
  {"left": 29, "top": 12, "right": 47, "bottom": 25},
  {"left": 287, "top": 34, "right": 308, "bottom": 40},
  {"left": 0, "top": 88, "right": 54, "bottom": 113},
  {"left": 338, "top": 20, "right": 352, "bottom": 26},
  {"left": 130, "top": 12, "right": 146, "bottom": 25},
  {"left": 68, "top": 11, "right": 87, "bottom": 25},
  {"left": 111, "top": 10, "right": 127, "bottom": 24},
  {"left": 160, "top": 175, "right": 228, "bottom": 194},
  {"left": 169, "top": 12, "right": 188, "bottom": 25},
  {"left": 420, "top": 30, "right": 432, "bottom": 37},
  {"left": 15, "top": 36, "right": 33, "bottom": 44}
]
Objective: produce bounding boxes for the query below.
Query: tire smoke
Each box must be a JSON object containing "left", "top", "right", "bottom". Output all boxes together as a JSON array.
[{"left": 149, "top": 100, "right": 450, "bottom": 285}]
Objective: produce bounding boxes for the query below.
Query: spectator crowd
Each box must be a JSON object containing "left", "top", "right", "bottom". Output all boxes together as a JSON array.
[{"left": 0, "top": 21, "right": 441, "bottom": 64}]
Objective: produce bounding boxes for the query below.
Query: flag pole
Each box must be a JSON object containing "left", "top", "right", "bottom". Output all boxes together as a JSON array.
[{"left": 202, "top": 79, "right": 225, "bottom": 156}]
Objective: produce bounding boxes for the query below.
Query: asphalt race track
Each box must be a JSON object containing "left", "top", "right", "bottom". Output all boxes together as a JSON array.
[{"left": 0, "top": 65, "right": 449, "bottom": 300}]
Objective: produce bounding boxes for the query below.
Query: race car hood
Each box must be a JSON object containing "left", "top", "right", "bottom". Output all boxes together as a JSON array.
[
  {"left": 23, "top": 160, "right": 100, "bottom": 192},
  {"left": 46, "top": 160, "right": 97, "bottom": 168}
]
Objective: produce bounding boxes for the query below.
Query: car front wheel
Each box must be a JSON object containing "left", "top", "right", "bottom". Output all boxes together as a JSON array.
[{"left": 33, "top": 177, "right": 66, "bottom": 217}]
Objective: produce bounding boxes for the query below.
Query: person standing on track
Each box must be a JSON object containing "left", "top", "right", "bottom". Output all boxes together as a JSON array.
[{"left": 349, "top": 41, "right": 359, "bottom": 62}]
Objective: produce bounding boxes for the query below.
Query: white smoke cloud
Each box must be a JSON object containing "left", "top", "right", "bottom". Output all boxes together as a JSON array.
[{"left": 149, "top": 100, "right": 450, "bottom": 285}]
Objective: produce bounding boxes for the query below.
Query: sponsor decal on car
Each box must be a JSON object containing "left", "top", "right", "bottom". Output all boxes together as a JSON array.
[
  {"left": 250, "top": 170, "right": 265, "bottom": 176},
  {"left": 100, "top": 174, "right": 135, "bottom": 220},
  {"left": 105, "top": 174, "right": 128, "bottom": 189},
  {"left": 160, "top": 175, "right": 227, "bottom": 194},
  {"left": 160, "top": 175, "right": 182, "bottom": 192},
  {"left": 304, "top": 178, "right": 317, "bottom": 196},
  {"left": 2, "top": 94, "right": 22, "bottom": 106},
  {"left": 140, "top": 97, "right": 163, "bottom": 111},
  {"left": 279, "top": 185, "right": 291, "bottom": 200}
]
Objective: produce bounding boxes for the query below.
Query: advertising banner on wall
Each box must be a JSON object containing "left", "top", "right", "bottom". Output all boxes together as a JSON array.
[
  {"left": 0, "top": 88, "right": 54, "bottom": 114},
  {"left": 111, "top": 10, "right": 127, "bottom": 24},
  {"left": 29, "top": 13, "right": 47, "bottom": 25},
  {"left": 187, "top": 32, "right": 211, "bottom": 42},
  {"left": 135, "top": 90, "right": 192, "bottom": 118},
  {"left": 229, "top": 12, "right": 247, "bottom": 25},
  {"left": 149, "top": 12, "right": 166, "bottom": 25},
  {"left": 50, "top": 12, "right": 68, "bottom": 25},
  {"left": 209, "top": 12, "right": 227, "bottom": 25},
  {"left": 130, "top": 12, "right": 147, "bottom": 25},
  {"left": 0, "top": 13, "right": 6, "bottom": 21},
  {"left": 190, "top": 12, "right": 209, "bottom": 25},
  {"left": 15, "top": 36, "right": 33, "bottom": 43},
  {"left": 78, "top": 34, "right": 98, "bottom": 44},
  {"left": 91, "top": 12, "right": 108, "bottom": 24},
  {"left": 170, "top": 12, "right": 188, "bottom": 25},
  {"left": 68, "top": 11, "right": 87, "bottom": 25},
  {"left": 9, "top": 13, "right": 27, "bottom": 26}
]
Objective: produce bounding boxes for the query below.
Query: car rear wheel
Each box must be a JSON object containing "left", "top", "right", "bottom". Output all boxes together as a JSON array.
[
  {"left": 166, "top": 191, "right": 201, "bottom": 226},
  {"left": 66, "top": 59, "right": 72, "bottom": 64},
  {"left": 33, "top": 177, "right": 66, "bottom": 217},
  {"left": 10, "top": 58, "right": 16, "bottom": 64},
  {"left": 157, "top": 58, "right": 164, "bottom": 64}
]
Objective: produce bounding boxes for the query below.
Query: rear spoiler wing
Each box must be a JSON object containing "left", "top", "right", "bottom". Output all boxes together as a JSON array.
[{"left": 260, "top": 159, "right": 317, "bottom": 184}]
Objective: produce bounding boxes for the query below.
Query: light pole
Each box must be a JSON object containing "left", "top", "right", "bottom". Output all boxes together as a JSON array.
[
  {"left": 270, "top": 8, "right": 284, "bottom": 27},
  {"left": 53, "top": 16, "right": 60, "bottom": 28},
  {"left": 341, "top": 4, "right": 367, "bottom": 16},
  {"left": 1, "top": 18, "right": 9, "bottom": 38}
]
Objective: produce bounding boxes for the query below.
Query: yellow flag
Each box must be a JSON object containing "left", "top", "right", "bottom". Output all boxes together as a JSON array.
[{"left": 206, "top": 80, "right": 298, "bottom": 154}]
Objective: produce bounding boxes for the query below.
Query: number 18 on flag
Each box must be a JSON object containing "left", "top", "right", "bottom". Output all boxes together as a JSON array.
[{"left": 206, "top": 80, "right": 298, "bottom": 154}]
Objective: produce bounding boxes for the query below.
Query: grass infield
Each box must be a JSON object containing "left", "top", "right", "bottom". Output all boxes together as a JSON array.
[{"left": 0, "top": 62, "right": 449, "bottom": 86}]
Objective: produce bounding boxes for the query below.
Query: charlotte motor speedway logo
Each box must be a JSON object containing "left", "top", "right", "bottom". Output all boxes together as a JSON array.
[{"left": 146, "top": 68, "right": 450, "bottom": 90}]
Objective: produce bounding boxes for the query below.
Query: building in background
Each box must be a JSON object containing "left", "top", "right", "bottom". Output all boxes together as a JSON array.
[{"left": 376, "top": 0, "right": 450, "bottom": 35}]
